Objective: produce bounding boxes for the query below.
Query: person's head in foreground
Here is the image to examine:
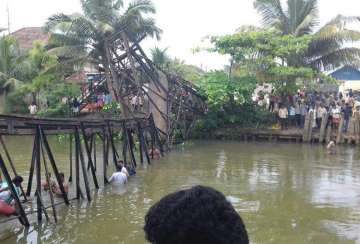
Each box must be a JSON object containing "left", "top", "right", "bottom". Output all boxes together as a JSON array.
[{"left": 144, "top": 185, "right": 249, "bottom": 244}]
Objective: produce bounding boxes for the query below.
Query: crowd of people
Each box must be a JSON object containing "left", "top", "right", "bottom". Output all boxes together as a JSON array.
[
  {"left": 74, "top": 92, "right": 113, "bottom": 114},
  {"left": 257, "top": 89, "right": 360, "bottom": 132}
]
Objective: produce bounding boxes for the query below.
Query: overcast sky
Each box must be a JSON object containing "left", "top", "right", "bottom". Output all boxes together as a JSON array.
[{"left": 0, "top": 0, "right": 359, "bottom": 70}]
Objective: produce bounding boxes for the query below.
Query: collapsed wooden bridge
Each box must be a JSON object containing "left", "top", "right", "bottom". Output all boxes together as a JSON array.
[{"left": 0, "top": 114, "right": 164, "bottom": 227}]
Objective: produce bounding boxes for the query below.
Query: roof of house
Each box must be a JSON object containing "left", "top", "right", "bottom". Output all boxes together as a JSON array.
[
  {"left": 330, "top": 66, "right": 360, "bottom": 81},
  {"left": 11, "top": 27, "right": 50, "bottom": 50}
]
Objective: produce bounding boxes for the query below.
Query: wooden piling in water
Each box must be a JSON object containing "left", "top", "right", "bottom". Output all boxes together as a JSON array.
[
  {"left": 75, "top": 129, "right": 81, "bottom": 199},
  {"left": 75, "top": 127, "right": 91, "bottom": 201},
  {"left": 137, "top": 121, "right": 150, "bottom": 165},
  {"left": 319, "top": 113, "right": 329, "bottom": 143},
  {"left": 26, "top": 135, "right": 37, "bottom": 196},
  {"left": 80, "top": 123, "right": 99, "bottom": 189},
  {"left": 93, "top": 135, "right": 97, "bottom": 171},
  {"left": 40, "top": 128, "right": 70, "bottom": 205},
  {"left": 35, "top": 127, "right": 42, "bottom": 222},
  {"left": 39, "top": 134, "right": 57, "bottom": 223},
  {"left": 127, "top": 128, "right": 137, "bottom": 169},
  {"left": 69, "top": 134, "right": 73, "bottom": 182},
  {"left": 102, "top": 127, "right": 109, "bottom": 184},
  {"left": 107, "top": 122, "right": 119, "bottom": 167},
  {"left": 337, "top": 116, "right": 344, "bottom": 144},
  {"left": 355, "top": 112, "right": 360, "bottom": 145}
]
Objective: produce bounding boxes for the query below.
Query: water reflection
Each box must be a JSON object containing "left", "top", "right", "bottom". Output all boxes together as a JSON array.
[{"left": 0, "top": 140, "right": 360, "bottom": 243}]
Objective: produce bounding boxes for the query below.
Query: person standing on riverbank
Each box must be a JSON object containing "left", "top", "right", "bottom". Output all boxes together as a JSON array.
[
  {"left": 28, "top": 102, "right": 38, "bottom": 116},
  {"left": 342, "top": 103, "right": 352, "bottom": 133},
  {"left": 278, "top": 105, "right": 288, "bottom": 130},
  {"left": 295, "top": 100, "right": 301, "bottom": 128},
  {"left": 316, "top": 104, "right": 327, "bottom": 129},
  {"left": 300, "top": 100, "right": 308, "bottom": 128},
  {"left": 288, "top": 104, "right": 296, "bottom": 127}
]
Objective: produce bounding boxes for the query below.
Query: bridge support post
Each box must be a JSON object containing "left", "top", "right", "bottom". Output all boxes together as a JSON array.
[
  {"left": 26, "top": 135, "right": 37, "bottom": 196},
  {"left": 80, "top": 123, "right": 99, "bottom": 190},
  {"left": 75, "top": 127, "right": 92, "bottom": 201}
]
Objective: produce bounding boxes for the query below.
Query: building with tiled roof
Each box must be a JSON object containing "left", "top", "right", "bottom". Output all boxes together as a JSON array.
[{"left": 11, "top": 27, "right": 50, "bottom": 50}]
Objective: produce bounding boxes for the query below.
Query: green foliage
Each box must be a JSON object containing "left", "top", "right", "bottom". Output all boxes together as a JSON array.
[
  {"left": 38, "top": 83, "right": 80, "bottom": 117},
  {"left": 254, "top": 0, "right": 360, "bottom": 71},
  {"left": 193, "top": 70, "right": 273, "bottom": 137},
  {"left": 0, "top": 36, "right": 23, "bottom": 92},
  {"left": 213, "top": 30, "right": 316, "bottom": 95},
  {"left": 102, "top": 101, "right": 122, "bottom": 115},
  {"left": 167, "top": 58, "right": 204, "bottom": 83},
  {"left": 150, "top": 47, "right": 204, "bottom": 83},
  {"left": 4, "top": 90, "right": 28, "bottom": 114},
  {"left": 198, "top": 71, "right": 257, "bottom": 109}
]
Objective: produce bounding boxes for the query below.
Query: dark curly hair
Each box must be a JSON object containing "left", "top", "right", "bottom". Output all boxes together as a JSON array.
[{"left": 144, "top": 185, "right": 249, "bottom": 244}]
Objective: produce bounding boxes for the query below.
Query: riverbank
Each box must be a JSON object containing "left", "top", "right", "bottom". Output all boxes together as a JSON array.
[{"left": 193, "top": 113, "right": 360, "bottom": 145}]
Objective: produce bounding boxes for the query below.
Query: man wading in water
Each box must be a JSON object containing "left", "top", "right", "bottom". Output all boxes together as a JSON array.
[{"left": 108, "top": 161, "right": 129, "bottom": 185}]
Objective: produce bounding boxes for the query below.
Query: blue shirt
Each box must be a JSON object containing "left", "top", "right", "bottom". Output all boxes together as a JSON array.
[{"left": 0, "top": 182, "right": 20, "bottom": 204}]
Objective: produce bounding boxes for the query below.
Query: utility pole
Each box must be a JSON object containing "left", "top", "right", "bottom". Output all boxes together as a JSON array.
[{"left": 7, "top": 4, "right": 11, "bottom": 34}]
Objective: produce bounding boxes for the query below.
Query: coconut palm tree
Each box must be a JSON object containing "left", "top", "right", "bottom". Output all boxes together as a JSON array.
[
  {"left": 254, "top": 0, "right": 360, "bottom": 70},
  {"left": 0, "top": 36, "right": 25, "bottom": 92},
  {"left": 151, "top": 47, "right": 170, "bottom": 68},
  {"left": 45, "top": 0, "right": 162, "bottom": 99}
]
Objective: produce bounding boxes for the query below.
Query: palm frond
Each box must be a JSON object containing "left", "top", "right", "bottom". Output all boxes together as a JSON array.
[
  {"left": 125, "top": 0, "right": 156, "bottom": 16},
  {"left": 126, "top": 17, "right": 162, "bottom": 41},
  {"left": 44, "top": 13, "right": 73, "bottom": 32},
  {"left": 314, "top": 28, "right": 360, "bottom": 47},
  {"left": 293, "top": 0, "right": 319, "bottom": 36},
  {"left": 3, "top": 78, "right": 24, "bottom": 90},
  {"left": 254, "top": 0, "right": 288, "bottom": 32},
  {"left": 310, "top": 47, "right": 360, "bottom": 71},
  {"left": 325, "top": 15, "right": 360, "bottom": 28}
]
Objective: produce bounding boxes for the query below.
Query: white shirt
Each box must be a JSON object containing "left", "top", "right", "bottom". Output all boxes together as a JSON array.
[
  {"left": 108, "top": 172, "right": 127, "bottom": 185},
  {"left": 279, "top": 108, "right": 288, "bottom": 119},
  {"left": 317, "top": 107, "right": 327, "bottom": 118},
  {"left": 29, "top": 105, "right": 37, "bottom": 115},
  {"left": 121, "top": 167, "right": 129, "bottom": 177},
  {"left": 131, "top": 96, "right": 138, "bottom": 105}
]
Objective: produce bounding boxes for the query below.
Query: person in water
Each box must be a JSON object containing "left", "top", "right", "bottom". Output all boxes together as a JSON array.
[
  {"left": 52, "top": 173, "right": 69, "bottom": 196},
  {"left": 41, "top": 172, "right": 56, "bottom": 191},
  {"left": 108, "top": 163, "right": 128, "bottom": 185},
  {"left": 0, "top": 176, "right": 23, "bottom": 206},
  {"left": 144, "top": 185, "right": 249, "bottom": 244},
  {"left": 117, "top": 160, "right": 129, "bottom": 177},
  {"left": 148, "top": 148, "right": 161, "bottom": 160},
  {"left": 327, "top": 141, "right": 336, "bottom": 155}
]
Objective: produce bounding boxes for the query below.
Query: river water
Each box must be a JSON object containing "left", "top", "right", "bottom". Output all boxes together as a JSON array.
[{"left": 0, "top": 138, "right": 360, "bottom": 243}]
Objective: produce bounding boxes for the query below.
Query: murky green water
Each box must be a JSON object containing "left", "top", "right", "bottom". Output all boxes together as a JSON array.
[{"left": 1, "top": 138, "right": 360, "bottom": 243}]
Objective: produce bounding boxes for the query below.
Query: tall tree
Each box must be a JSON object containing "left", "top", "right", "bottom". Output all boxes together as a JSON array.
[
  {"left": 254, "top": 0, "right": 360, "bottom": 70},
  {"left": 0, "top": 36, "right": 25, "bottom": 93},
  {"left": 151, "top": 47, "right": 170, "bottom": 68}
]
